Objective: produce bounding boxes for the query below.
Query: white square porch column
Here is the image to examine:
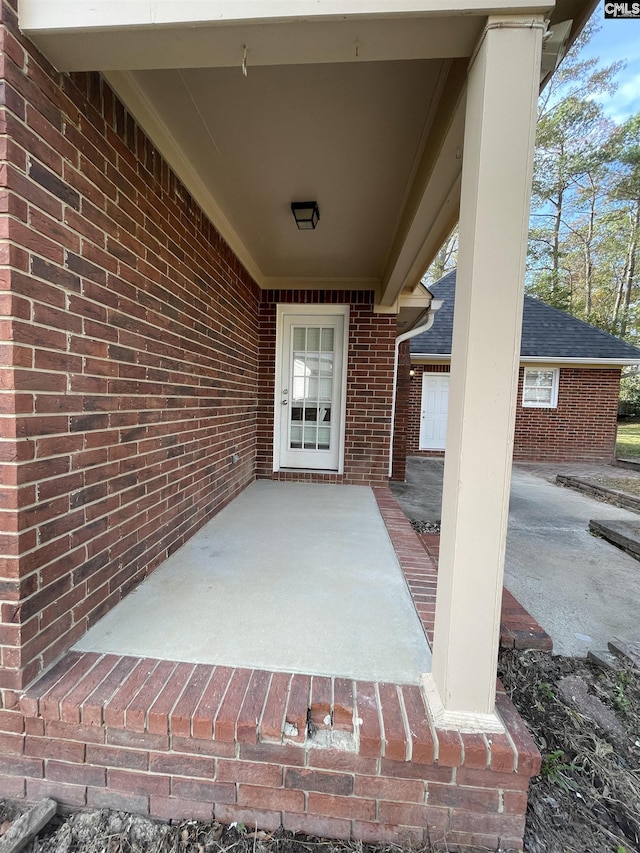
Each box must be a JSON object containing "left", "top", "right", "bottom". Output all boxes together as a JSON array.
[{"left": 426, "top": 16, "right": 544, "bottom": 729}]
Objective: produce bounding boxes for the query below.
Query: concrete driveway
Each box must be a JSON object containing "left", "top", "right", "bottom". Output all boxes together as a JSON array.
[{"left": 391, "top": 458, "right": 640, "bottom": 657}]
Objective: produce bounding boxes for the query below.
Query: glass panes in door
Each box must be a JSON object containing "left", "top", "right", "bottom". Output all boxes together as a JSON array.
[{"left": 289, "top": 326, "right": 334, "bottom": 451}]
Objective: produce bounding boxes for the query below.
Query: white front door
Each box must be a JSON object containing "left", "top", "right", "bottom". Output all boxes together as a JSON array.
[
  {"left": 275, "top": 306, "right": 348, "bottom": 471},
  {"left": 419, "top": 373, "right": 449, "bottom": 451}
]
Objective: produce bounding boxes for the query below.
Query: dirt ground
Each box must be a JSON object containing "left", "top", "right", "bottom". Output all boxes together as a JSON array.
[
  {"left": 595, "top": 476, "right": 640, "bottom": 498},
  {"left": 1, "top": 648, "right": 639, "bottom": 853},
  {"left": 499, "top": 648, "right": 640, "bottom": 853}
]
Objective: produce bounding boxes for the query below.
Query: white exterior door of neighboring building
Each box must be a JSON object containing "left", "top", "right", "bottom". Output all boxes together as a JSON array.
[
  {"left": 275, "top": 305, "right": 348, "bottom": 472},
  {"left": 419, "top": 373, "right": 449, "bottom": 451}
]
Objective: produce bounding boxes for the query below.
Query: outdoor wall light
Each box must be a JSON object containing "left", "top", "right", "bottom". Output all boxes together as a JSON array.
[
  {"left": 291, "top": 201, "right": 320, "bottom": 230},
  {"left": 409, "top": 367, "right": 416, "bottom": 378}
]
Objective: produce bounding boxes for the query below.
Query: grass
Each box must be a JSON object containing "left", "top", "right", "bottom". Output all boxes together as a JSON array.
[{"left": 616, "top": 420, "right": 640, "bottom": 458}]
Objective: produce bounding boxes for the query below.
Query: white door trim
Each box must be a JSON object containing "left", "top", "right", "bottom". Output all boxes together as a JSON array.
[
  {"left": 273, "top": 304, "right": 349, "bottom": 473},
  {"left": 419, "top": 371, "right": 450, "bottom": 451}
]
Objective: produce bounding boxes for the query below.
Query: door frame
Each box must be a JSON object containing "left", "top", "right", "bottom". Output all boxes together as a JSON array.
[
  {"left": 419, "top": 370, "right": 450, "bottom": 451},
  {"left": 273, "top": 304, "right": 350, "bottom": 473}
]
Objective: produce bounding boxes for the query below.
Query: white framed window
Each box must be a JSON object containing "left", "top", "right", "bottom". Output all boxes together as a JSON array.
[{"left": 522, "top": 368, "right": 559, "bottom": 408}]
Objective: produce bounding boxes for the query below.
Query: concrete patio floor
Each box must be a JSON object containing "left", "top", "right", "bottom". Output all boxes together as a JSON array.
[{"left": 74, "top": 481, "right": 431, "bottom": 685}]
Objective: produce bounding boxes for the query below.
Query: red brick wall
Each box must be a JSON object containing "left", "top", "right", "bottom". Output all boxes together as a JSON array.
[
  {"left": 0, "top": 11, "right": 260, "bottom": 692},
  {"left": 513, "top": 366, "right": 620, "bottom": 463},
  {"left": 406, "top": 364, "right": 620, "bottom": 463},
  {"left": 391, "top": 340, "right": 411, "bottom": 481},
  {"left": 257, "top": 291, "right": 395, "bottom": 485}
]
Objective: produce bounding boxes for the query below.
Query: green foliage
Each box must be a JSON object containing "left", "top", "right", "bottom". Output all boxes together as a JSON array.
[
  {"left": 540, "top": 749, "right": 580, "bottom": 792},
  {"left": 537, "top": 681, "right": 555, "bottom": 700},
  {"left": 616, "top": 421, "right": 640, "bottom": 458},
  {"left": 525, "top": 267, "right": 573, "bottom": 313},
  {"left": 614, "top": 671, "right": 631, "bottom": 713},
  {"left": 619, "top": 372, "right": 640, "bottom": 406},
  {"left": 527, "top": 21, "right": 640, "bottom": 349},
  {"left": 606, "top": 114, "right": 640, "bottom": 202}
]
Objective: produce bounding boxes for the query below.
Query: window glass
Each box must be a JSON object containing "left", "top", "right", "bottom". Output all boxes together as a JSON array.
[
  {"left": 289, "top": 325, "right": 335, "bottom": 451},
  {"left": 522, "top": 368, "right": 559, "bottom": 408}
]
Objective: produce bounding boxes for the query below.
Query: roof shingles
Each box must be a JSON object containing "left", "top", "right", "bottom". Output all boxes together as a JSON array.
[{"left": 412, "top": 269, "right": 640, "bottom": 363}]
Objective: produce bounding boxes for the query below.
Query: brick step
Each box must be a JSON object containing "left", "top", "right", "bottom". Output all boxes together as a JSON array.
[
  {"left": 19, "top": 653, "right": 439, "bottom": 761},
  {"left": 5, "top": 648, "right": 539, "bottom": 850}
]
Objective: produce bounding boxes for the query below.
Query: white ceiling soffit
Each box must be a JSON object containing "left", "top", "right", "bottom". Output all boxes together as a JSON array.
[
  {"left": 18, "top": 2, "right": 554, "bottom": 302},
  {"left": 107, "top": 58, "right": 462, "bottom": 294}
]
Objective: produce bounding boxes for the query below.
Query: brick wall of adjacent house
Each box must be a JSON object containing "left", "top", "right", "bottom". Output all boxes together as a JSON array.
[
  {"left": 0, "top": 5, "right": 261, "bottom": 694},
  {"left": 513, "top": 366, "right": 620, "bottom": 463},
  {"left": 257, "top": 292, "right": 395, "bottom": 485},
  {"left": 406, "top": 364, "right": 620, "bottom": 463}
]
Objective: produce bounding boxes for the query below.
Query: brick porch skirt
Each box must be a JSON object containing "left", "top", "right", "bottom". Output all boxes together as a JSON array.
[{"left": 0, "top": 489, "right": 540, "bottom": 851}]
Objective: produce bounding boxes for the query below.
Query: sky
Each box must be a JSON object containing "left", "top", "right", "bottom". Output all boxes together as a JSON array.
[{"left": 579, "top": 14, "right": 640, "bottom": 123}]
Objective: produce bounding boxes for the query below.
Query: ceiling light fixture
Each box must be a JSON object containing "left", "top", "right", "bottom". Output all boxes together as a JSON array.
[{"left": 291, "top": 201, "right": 320, "bottom": 230}]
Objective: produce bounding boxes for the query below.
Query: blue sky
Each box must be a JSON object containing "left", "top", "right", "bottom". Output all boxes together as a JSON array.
[{"left": 579, "top": 15, "right": 640, "bottom": 123}]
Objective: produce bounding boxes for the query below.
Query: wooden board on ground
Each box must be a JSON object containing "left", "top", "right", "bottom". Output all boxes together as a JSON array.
[{"left": 0, "top": 799, "right": 57, "bottom": 853}]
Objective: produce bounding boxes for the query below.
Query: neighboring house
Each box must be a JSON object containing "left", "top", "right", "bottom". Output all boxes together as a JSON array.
[
  {"left": 407, "top": 270, "right": 640, "bottom": 463},
  {"left": 0, "top": 2, "right": 593, "bottom": 849}
]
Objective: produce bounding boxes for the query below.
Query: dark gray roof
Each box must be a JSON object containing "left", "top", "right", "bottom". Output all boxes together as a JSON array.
[{"left": 412, "top": 269, "right": 640, "bottom": 362}]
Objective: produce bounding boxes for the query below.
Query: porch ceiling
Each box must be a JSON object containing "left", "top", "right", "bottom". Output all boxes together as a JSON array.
[{"left": 20, "top": 0, "right": 593, "bottom": 306}]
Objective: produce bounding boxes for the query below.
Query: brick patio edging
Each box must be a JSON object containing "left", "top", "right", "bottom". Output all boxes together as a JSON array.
[
  {"left": 0, "top": 488, "right": 541, "bottom": 851},
  {"left": 372, "top": 488, "right": 552, "bottom": 652}
]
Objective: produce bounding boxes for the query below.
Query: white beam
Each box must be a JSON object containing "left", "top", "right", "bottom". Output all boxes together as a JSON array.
[
  {"left": 427, "top": 15, "right": 544, "bottom": 724},
  {"left": 19, "top": 1, "right": 555, "bottom": 31},
  {"left": 19, "top": 1, "right": 553, "bottom": 72},
  {"left": 379, "top": 62, "right": 467, "bottom": 307},
  {"left": 19, "top": 17, "right": 481, "bottom": 72}
]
